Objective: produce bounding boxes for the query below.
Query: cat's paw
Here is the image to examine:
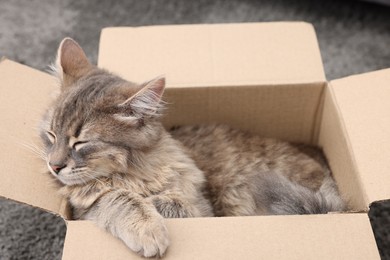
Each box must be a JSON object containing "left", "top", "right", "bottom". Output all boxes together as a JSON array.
[{"left": 122, "top": 215, "right": 170, "bottom": 258}]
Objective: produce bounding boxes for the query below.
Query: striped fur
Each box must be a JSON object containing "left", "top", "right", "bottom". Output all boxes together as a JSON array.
[{"left": 40, "top": 38, "right": 212, "bottom": 257}]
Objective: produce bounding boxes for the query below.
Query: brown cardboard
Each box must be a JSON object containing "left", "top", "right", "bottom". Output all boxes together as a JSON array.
[
  {"left": 0, "top": 22, "right": 387, "bottom": 259},
  {"left": 318, "top": 86, "right": 369, "bottom": 210},
  {"left": 329, "top": 69, "right": 390, "bottom": 205},
  {"left": 0, "top": 59, "right": 67, "bottom": 217},
  {"left": 319, "top": 69, "right": 390, "bottom": 210},
  {"left": 99, "top": 22, "right": 326, "bottom": 86},
  {"left": 63, "top": 214, "right": 379, "bottom": 260},
  {"left": 161, "top": 83, "right": 325, "bottom": 144}
]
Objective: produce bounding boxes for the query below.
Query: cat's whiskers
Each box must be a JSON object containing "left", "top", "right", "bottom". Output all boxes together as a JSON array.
[
  {"left": 76, "top": 170, "right": 91, "bottom": 185},
  {"left": 18, "top": 141, "right": 47, "bottom": 161},
  {"left": 78, "top": 168, "right": 107, "bottom": 186},
  {"left": 70, "top": 167, "right": 89, "bottom": 185}
]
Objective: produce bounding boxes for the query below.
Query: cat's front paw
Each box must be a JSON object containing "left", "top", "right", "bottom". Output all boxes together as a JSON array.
[{"left": 122, "top": 215, "right": 170, "bottom": 258}]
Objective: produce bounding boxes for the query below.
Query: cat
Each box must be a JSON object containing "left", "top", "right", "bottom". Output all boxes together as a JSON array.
[
  {"left": 170, "top": 124, "right": 345, "bottom": 216},
  {"left": 39, "top": 38, "right": 345, "bottom": 258}
]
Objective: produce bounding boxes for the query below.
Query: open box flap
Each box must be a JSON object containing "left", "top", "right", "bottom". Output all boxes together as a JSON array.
[
  {"left": 62, "top": 214, "right": 379, "bottom": 260},
  {"left": 98, "top": 22, "right": 326, "bottom": 86},
  {"left": 0, "top": 59, "right": 66, "bottom": 217},
  {"left": 323, "top": 69, "right": 390, "bottom": 206}
]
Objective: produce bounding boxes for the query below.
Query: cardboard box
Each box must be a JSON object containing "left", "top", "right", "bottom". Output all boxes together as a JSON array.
[{"left": 0, "top": 22, "right": 389, "bottom": 259}]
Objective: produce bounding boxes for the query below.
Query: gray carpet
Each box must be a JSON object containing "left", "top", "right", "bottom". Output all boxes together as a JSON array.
[{"left": 0, "top": 0, "right": 389, "bottom": 259}]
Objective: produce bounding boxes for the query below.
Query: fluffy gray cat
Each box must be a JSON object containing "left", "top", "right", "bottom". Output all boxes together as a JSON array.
[{"left": 40, "top": 38, "right": 345, "bottom": 257}]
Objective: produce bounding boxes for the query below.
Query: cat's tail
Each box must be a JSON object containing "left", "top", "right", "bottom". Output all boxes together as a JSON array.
[{"left": 255, "top": 171, "right": 346, "bottom": 215}]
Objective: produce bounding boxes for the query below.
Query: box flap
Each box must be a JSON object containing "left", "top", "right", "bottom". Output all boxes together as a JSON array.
[
  {"left": 327, "top": 69, "right": 390, "bottom": 205},
  {"left": 0, "top": 59, "right": 65, "bottom": 216},
  {"left": 98, "top": 22, "right": 326, "bottom": 86},
  {"left": 62, "top": 214, "right": 379, "bottom": 260}
]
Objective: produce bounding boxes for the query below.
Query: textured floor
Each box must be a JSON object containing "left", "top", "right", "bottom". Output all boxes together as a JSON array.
[{"left": 0, "top": 0, "right": 389, "bottom": 259}]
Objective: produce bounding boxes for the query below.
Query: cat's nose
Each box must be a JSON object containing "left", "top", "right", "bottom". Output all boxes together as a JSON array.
[{"left": 49, "top": 163, "right": 66, "bottom": 174}]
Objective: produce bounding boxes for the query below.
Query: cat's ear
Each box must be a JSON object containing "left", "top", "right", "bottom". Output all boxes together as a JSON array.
[
  {"left": 53, "top": 38, "right": 92, "bottom": 90},
  {"left": 115, "top": 76, "right": 166, "bottom": 123}
]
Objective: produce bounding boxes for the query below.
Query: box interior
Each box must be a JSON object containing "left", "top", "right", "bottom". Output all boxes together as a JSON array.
[{"left": 162, "top": 83, "right": 325, "bottom": 145}]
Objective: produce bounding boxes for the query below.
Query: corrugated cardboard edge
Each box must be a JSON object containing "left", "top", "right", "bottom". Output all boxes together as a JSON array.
[{"left": 311, "top": 82, "right": 328, "bottom": 144}]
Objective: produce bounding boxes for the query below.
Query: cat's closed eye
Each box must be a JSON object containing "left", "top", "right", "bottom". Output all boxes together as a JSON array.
[
  {"left": 46, "top": 131, "right": 56, "bottom": 143},
  {"left": 72, "top": 141, "right": 89, "bottom": 151}
]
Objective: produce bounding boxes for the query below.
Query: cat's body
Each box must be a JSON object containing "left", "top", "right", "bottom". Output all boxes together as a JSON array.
[
  {"left": 40, "top": 38, "right": 345, "bottom": 258},
  {"left": 171, "top": 124, "right": 344, "bottom": 216},
  {"left": 60, "top": 128, "right": 214, "bottom": 220}
]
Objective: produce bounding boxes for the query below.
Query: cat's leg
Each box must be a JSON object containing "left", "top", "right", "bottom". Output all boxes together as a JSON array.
[
  {"left": 147, "top": 193, "right": 195, "bottom": 218},
  {"left": 84, "top": 189, "right": 169, "bottom": 258}
]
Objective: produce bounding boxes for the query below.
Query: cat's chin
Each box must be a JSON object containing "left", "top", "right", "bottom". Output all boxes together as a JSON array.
[
  {"left": 56, "top": 176, "right": 86, "bottom": 186},
  {"left": 47, "top": 168, "right": 93, "bottom": 186},
  {"left": 49, "top": 172, "right": 86, "bottom": 186}
]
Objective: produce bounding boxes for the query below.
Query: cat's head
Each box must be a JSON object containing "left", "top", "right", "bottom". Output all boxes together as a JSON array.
[{"left": 40, "top": 38, "right": 166, "bottom": 186}]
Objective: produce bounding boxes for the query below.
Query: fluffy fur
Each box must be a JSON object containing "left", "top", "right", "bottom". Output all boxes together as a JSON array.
[
  {"left": 170, "top": 125, "right": 345, "bottom": 216},
  {"left": 40, "top": 38, "right": 345, "bottom": 258}
]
